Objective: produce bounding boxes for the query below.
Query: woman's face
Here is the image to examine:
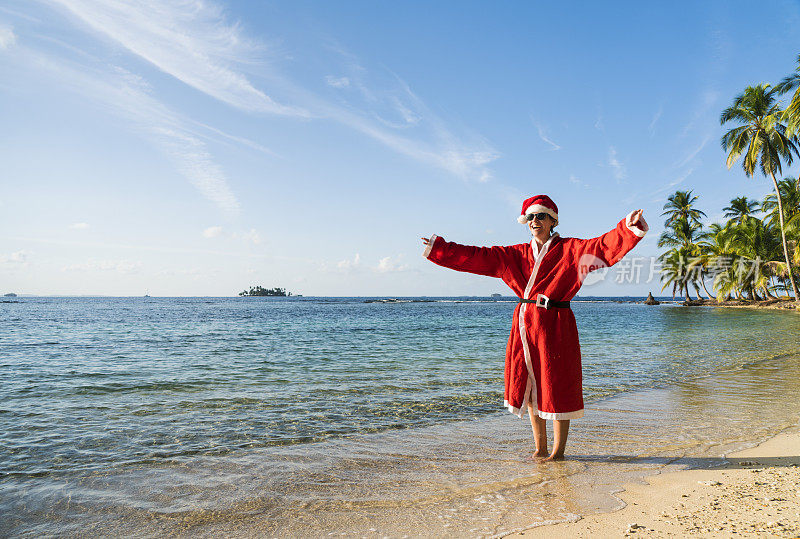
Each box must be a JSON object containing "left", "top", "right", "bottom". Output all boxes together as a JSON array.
[{"left": 527, "top": 213, "right": 554, "bottom": 240}]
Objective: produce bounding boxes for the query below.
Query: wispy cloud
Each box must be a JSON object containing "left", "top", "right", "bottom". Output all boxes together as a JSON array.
[
  {"left": 336, "top": 253, "right": 361, "bottom": 272},
  {"left": 681, "top": 89, "right": 719, "bottom": 137},
  {"left": 0, "top": 24, "right": 16, "bottom": 50},
  {"left": 327, "top": 103, "right": 497, "bottom": 181},
  {"left": 532, "top": 117, "right": 561, "bottom": 151},
  {"left": 594, "top": 112, "right": 604, "bottom": 132},
  {"left": 670, "top": 167, "right": 694, "bottom": 187},
  {"left": 646, "top": 167, "right": 694, "bottom": 201},
  {"left": 4, "top": 46, "right": 242, "bottom": 214},
  {"left": 188, "top": 120, "right": 278, "bottom": 157},
  {"left": 316, "top": 65, "right": 497, "bottom": 180},
  {"left": 648, "top": 104, "right": 663, "bottom": 136},
  {"left": 0, "top": 6, "right": 42, "bottom": 23},
  {"left": 69, "top": 222, "right": 89, "bottom": 230},
  {"left": 45, "top": 1, "right": 496, "bottom": 182},
  {"left": 156, "top": 267, "right": 205, "bottom": 277},
  {"left": 7, "top": 235, "right": 273, "bottom": 259},
  {"left": 202, "top": 226, "right": 223, "bottom": 238},
  {"left": 233, "top": 228, "right": 261, "bottom": 245},
  {"left": 154, "top": 125, "right": 240, "bottom": 214},
  {"left": 329, "top": 253, "right": 410, "bottom": 274},
  {"left": 62, "top": 258, "right": 142, "bottom": 274},
  {"left": 569, "top": 174, "right": 588, "bottom": 189},
  {"left": 374, "top": 255, "right": 409, "bottom": 273},
  {"left": 202, "top": 226, "right": 262, "bottom": 244},
  {"left": 607, "top": 146, "right": 626, "bottom": 180},
  {"left": 48, "top": 0, "right": 307, "bottom": 117},
  {"left": 0, "top": 249, "right": 31, "bottom": 266},
  {"left": 325, "top": 75, "right": 350, "bottom": 88},
  {"left": 675, "top": 136, "right": 709, "bottom": 168}
]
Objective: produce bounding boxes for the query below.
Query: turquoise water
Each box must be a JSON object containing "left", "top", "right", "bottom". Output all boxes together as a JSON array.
[{"left": 1, "top": 297, "right": 799, "bottom": 536}]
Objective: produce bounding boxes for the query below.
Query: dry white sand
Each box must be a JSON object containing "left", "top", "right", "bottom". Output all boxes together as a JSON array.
[{"left": 513, "top": 428, "right": 800, "bottom": 538}]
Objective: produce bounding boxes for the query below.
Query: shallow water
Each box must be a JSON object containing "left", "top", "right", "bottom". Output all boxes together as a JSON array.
[{"left": 1, "top": 297, "right": 799, "bottom": 536}]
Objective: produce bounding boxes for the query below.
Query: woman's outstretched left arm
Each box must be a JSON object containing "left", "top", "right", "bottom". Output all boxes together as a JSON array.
[{"left": 575, "top": 209, "right": 649, "bottom": 268}]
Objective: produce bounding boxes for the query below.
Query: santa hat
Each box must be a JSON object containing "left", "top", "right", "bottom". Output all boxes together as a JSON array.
[{"left": 517, "top": 194, "right": 559, "bottom": 225}]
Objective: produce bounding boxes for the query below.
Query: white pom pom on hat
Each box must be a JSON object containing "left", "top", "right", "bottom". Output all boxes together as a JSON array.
[{"left": 517, "top": 194, "right": 559, "bottom": 225}]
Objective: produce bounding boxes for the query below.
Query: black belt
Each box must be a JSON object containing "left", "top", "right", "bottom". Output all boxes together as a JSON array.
[{"left": 518, "top": 295, "right": 570, "bottom": 309}]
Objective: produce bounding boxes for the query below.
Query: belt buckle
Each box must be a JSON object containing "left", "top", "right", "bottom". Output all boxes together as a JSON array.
[{"left": 535, "top": 293, "right": 550, "bottom": 309}]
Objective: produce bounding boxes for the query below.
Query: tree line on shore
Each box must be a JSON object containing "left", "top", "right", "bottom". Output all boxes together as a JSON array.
[
  {"left": 239, "top": 286, "right": 291, "bottom": 297},
  {"left": 659, "top": 54, "right": 800, "bottom": 302}
]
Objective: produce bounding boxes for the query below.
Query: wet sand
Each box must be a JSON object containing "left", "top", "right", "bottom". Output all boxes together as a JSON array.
[{"left": 516, "top": 428, "right": 800, "bottom": 538}]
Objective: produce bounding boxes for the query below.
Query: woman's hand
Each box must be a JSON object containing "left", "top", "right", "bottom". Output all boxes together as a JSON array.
[
  {"left": 421, "top": 236, "right": 431, "bottom": 245},
  {"left": 629, "top": 209, "right": 647, "bottom": 230}
]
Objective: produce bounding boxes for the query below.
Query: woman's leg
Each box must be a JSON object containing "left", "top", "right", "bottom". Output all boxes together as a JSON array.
[
  {"left": 542, "top": 419, "right": 570, "bottom": 461},
  {"left": 527, "top": 401, "right": 548, "bottom": 458}
]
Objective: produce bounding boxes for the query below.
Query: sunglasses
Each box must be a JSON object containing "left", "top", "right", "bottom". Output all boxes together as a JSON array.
[{"left": 526, "top": 212, "right": 550, "bottom": 222}]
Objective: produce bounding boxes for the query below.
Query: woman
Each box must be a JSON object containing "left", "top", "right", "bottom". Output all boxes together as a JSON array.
[{"left": 421, "top": 195, "right": 648, "bottom": 461}]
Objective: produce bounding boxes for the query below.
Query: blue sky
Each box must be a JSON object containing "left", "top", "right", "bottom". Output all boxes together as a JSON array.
[{"left": 2, "top": 0, "right": 800, "bottom": 296}]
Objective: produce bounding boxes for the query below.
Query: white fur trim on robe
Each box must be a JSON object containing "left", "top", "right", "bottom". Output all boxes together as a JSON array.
[{"left": 625, "top": 211, "right": 648, "bottom": 237}]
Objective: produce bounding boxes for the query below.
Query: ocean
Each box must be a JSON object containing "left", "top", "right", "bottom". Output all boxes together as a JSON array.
[{"left": 1, "top": 296, "right": 799, "bottom": 536}]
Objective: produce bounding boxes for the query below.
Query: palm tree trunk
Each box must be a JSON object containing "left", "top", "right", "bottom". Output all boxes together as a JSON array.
[
  {"left": 764, "top": 279, "right": 775, "bottom": 299},
  {"left": 769, "top": 171, "right": 800, "bottom": 302},
  {"left": 700, "top": 277, "right": 713, "bottom": 298}
]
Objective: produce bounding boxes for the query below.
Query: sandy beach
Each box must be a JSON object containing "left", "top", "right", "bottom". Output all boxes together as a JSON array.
[{"left": 516, "top": 428, "right": 800, "bottom": 538}]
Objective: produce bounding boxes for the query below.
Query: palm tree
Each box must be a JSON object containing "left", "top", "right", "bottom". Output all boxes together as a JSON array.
[
  {"left": 720, "top": 83, "right": 800, "bottom": 301},
  {"left": 723, "top": 196, "right": 760, "bottom": 224},
  {"left": 762, "top": 176, "right": 800, "bottom": 231},
  {"left": 661, "top": 190, "right": 707, "bottom": 228},
  {"left": 659, "top": 248, "right": 692, "bottom": 300},
  {"left": 657, "top": 216, "right": 702, "bottom": 249},
  {"left": 658, "top": 214, "right": 703, "bottom": 300},
  {"left": 732, "top": 219, "right": 783, "bottom": 299},
  {"left": 762, "top": 178, "right": 800, "bottom": 296},
  {"left": 775, "top": 53, "right": 800, "bottom": 137},
  {"left": 659, "top": 191, "right": 707, "bottom": 299},
  {"left": 698, "top": 222, "right": 739, "bottom": 300}
]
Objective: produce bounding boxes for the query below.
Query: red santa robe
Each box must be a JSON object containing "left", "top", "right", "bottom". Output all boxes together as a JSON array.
[{"left": 423, "top": 211, "right": 648, "bottom": 420}]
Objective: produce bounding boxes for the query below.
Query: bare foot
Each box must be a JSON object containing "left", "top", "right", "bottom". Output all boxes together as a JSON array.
[
  {"left": 529, "top": 450, "right": 549, "bottom": 460},
  {"left": 541, "top": 452, "right": 565, "bottom": 462}
]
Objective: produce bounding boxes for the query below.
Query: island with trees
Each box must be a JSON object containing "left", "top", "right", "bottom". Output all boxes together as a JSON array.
[
  {"left": 650, "top": 54, "right": 800, "bottom": 310},
  {"left": 238, "top": 286, "right": 292, "bottom": 297}
]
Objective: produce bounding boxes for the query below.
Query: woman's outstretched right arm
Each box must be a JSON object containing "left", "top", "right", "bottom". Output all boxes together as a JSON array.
[{"left": 421, "top": 235, "right": 509, "bottom": 278}]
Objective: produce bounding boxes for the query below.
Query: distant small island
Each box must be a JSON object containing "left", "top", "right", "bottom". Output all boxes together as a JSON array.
[{"left": 239, "top": 286, "right": 292, "bottom": 297}]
